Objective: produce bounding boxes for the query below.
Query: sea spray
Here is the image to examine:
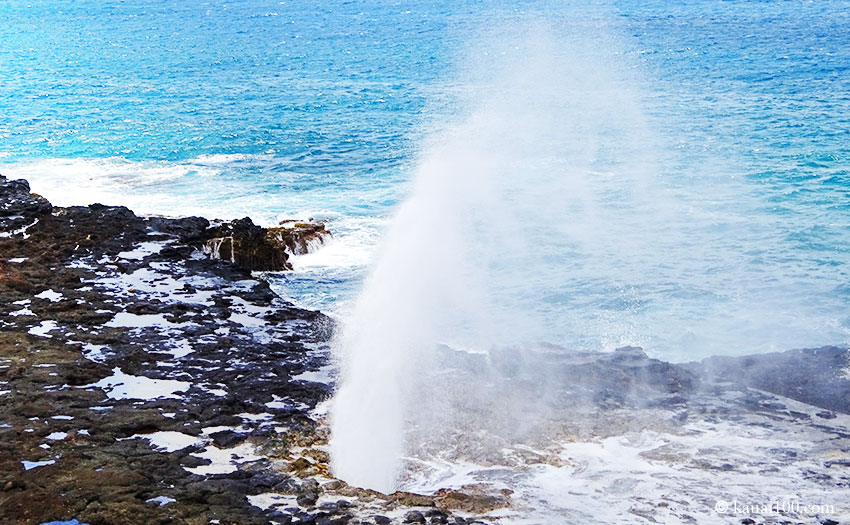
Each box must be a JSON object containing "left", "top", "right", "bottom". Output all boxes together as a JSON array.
[{"left": 329, "top": 18, "right": 667, "bottom": 491}]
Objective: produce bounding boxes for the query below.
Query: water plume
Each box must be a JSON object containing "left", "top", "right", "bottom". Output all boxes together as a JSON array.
[{"left": 329, "top": 17, "right": 666, "bottom": 492}]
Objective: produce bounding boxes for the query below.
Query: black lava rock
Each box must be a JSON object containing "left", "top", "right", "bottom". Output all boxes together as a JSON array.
[{"left": 404, "top": 511, "right": 426, "bottom": 523}]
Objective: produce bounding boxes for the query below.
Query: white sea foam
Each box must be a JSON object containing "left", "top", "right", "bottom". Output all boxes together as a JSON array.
[
  {"left": 185, "top": 442, "right": 263, "bottom": 475},
  {"left": 292, "top": 366, "right": 334, "bottom": 384},
  {"left": 166, "top": 339, "right": 194, "bottom": 359},
  {"left": 247, "top": 493, "right": 299, "bottom": 511},
  {"left": 1, "top": 155, "right": 275, "bottom": 222},
  {"left": 11, "top": 307, "right": 34, "bottom": 317},
  {"left": 85, "top": 368, "right": 190, "bottom": 400},
  {"left": 146, "top": 496, "right": 177, "bottom": 506},
  {"left": 399, "top": 408, "right": 850, "bottom": 524},
  {"left": 3, "top": 157, "right": 213, "bottom": 204},
  {"left": 289, "top": 215, "right": 383, "bottom": 271},
  {"left": 128, "top": 431, "right": 206, "bottom": 452},
  {"left": 81, "top": 343, "right": 108, "bottom": 362},
  {"left": 116, "top": 240, "right": 172, "bottom": 260},
  {"left": 34, "top": 289, "right": 63, "bottom": 302},
  {"left": 28, "top": 320, "right": 59, "bottom": 338},
  {"left": 105, "top": 312, "right": 188, "bottom": 329},
  {"left": 22, "top": 459, "right": 55, "bottom": 470}
]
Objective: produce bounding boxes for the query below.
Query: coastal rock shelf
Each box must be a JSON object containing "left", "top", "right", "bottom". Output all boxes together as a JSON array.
[
  {"left": 1, "top": 173, "right": 850, "bottom": 524},
  {"left": 0, "top": 175, "right": 478, "bottom": 525},
  {"left": 0, "top": 174, "right": 338, "bottom": 523},
  {"left": 401, "top": 344, "right": 850, "bottom": 523}
]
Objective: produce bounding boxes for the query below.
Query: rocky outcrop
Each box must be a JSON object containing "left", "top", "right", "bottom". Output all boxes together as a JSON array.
[
  {"left": 0, "top": 173, "right": 330, "bottom": 274},
  {"left": 688, "top": 345, "right": 850, "bottom": 415},
  {"left": 274, "top": 220, "right": 331, "bottom": 256},
  {"left": 0, "top": 174, "right": 336, "bottom": 524},
  {"left": 433, "top": 487, "right": 511, "bottom": 513},
  {"left": 147, "top": 215, "right": 211, "bottom": 243},
  {"left": 203, "top": 218, "right": 330, "bottom": 272},
  {"left": 0, "top": 176, "right": 51, "bottom": 234}
]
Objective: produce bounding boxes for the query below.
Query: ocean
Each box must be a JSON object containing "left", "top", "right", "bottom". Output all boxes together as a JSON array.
[{"left": 2, "top": 0, "right": 849, "bottom": 361}]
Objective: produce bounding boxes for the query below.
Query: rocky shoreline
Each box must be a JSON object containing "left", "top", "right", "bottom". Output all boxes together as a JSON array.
[
  {"left": 2, "top": 173, "right": 849, "bottom": 525},
  {"left": 0, "top": 174, "right": 490, "bottom": 525},
  {"left": 0, "top": 174, "right": 335, "bottom": 524}
]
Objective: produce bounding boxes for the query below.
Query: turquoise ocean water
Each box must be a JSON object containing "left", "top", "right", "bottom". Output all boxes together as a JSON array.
[{"left": 2, "top": 0, "right": 848, "bottom": 360}]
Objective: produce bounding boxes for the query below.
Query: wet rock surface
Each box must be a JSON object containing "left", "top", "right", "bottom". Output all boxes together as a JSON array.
[
  {"left": 0, "top": 174, "right": 469, "bottom": 525},
  {"left": 690, "top": 346, "right": 850, "bottom": 415},
  {"left": 0, "top": 176, "right": 52, "bottom": 233},
  {"left": 2, "top": 172, "right": 850, "bottom": 524},
  {"left": 0, "top": 174, "right": 335, "bottom": 524},
  {"left": 406, "top": 345, "right": 850, "bottom": 523},
  {"left": 204, "top": 218, "right": 329, "bottom": 272}
]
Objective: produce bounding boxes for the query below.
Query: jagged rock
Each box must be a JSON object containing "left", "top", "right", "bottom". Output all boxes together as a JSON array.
[
  {"left": 0, "top": 258, "right": 30, "bottom": 291},
  {"left": 148, "top": 215, "right": 210, "bottom": 241},
  {"left": 0, "top": 174, "right": 52, "bottom": 232},
  {"left": 433, "top": 487, "right": 509, "bottom": 513},
  {"left": 297, "top": 490, "right": 319, "bottom": 507},
  {"left": 204, "top": 217, "right": 292, "bottom": 271},
  {"left": 203, "top": 217, "right": 331, "bottom": 271},
  {"left": 0, "top": 175, "right": 331, "bottom": 273},
  {"left": 389, "top": 491, "right": 436, "bottom": 507},
  {"left": 317, "top": 501, "right": 340, "bottom": 513},
  {"left": 272, "top": 220, "right": 331, "bottom": 255},
  {"left": 316, "top": 515, "right": 352, "bottom": 525}
]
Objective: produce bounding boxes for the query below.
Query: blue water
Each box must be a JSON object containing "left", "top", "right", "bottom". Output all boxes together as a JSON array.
[{"left": 1, "top": 0, "right": 848, "bottom": 359}]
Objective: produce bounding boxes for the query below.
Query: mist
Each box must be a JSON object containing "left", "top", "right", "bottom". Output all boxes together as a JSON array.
[{"left": 329, "top": 14, "right": 848, "bottom": 492}]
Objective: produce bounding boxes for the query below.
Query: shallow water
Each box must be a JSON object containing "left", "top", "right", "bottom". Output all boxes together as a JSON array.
[{"left": 2, "top": 0, "right": 849, "bottom": 360}]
